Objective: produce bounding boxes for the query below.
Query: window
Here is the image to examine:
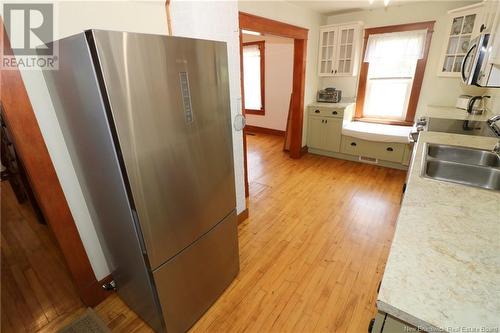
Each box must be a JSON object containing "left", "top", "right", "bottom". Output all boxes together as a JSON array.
[
  {"left": 243, "top": 41, "right": 265, "bottom": 115},
  {"left": 355, "top": 22, "right": 434, "bottom": 125}
]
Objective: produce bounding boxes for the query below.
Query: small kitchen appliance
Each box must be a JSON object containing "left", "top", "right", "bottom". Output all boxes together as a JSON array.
[
  {"left": 317, "top": 87, "right": 342, "bottom": 103},
  {"left": 455, "top": 95, "right": 491, "bottom": 114},
  {"left": 455, "top": 95, "right": 473, "bottom": 110}
]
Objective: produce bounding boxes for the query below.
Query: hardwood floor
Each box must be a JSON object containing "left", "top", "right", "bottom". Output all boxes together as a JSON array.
[
  {"left": 190, "top": 133, "right": 406, "bottom": 332},
  {"left": 2, "top": 133, "right": 406, "bottom": 332},
  {"left": 1, "top": 181, "right": 82, "bottom": 332}
]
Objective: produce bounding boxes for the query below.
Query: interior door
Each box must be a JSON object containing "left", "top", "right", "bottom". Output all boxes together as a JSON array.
[{"left": 91, "top": 30, "right": 236, "bottom": 269}]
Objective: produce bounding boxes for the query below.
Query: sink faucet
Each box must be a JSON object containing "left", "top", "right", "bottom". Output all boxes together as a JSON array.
[
  {"left": 487, "top": 114, "right": 500, "bottom": 137},
  {"left": 494, "top": 141, "right": 500, "bottom": 156}
]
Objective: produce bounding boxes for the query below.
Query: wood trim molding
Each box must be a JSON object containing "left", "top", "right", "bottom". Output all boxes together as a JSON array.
[
  {"left": 165, "top": 0, "right": 172, "bottom": 35},
  {"left": 245, "top": 125, "right": 285, "bottom": 136},
  {"left": 355, "top": 118, "right": 413, "bottom": 126},
  {"left": 354, "top": 21, "right": 435, "bottom": 123},
  {"left": 289, "top": 38, "right": 307, "bottom": 158},
  {"left": 239, "top": 29, "right": 250, "bottom": 198},
  {"left": 237, "top": 208, "right": 249, "bottom": 225},
  {"left": 1, "top": 21, "right": 108, "bottom": 307},
  {"left": 239, "top": 12, "right": 308, "bottom": 40},
  {"left": 242, "top": 40, "right": 265, "bottom": 116}
]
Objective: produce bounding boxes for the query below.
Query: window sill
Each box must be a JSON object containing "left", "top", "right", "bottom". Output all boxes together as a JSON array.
[
  {"left": 245, "top": 109, "right": 265, "bottom": 116},
  {"left": 342, "top": 120, "right": 412, "bottom": 144},
  {"left": 354, "top": 117, "right": 413, "bottom": 126}
]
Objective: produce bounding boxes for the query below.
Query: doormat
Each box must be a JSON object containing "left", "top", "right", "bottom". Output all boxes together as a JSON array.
[{"left": 58, "top": 308, "right": 110, "bottom": 333}]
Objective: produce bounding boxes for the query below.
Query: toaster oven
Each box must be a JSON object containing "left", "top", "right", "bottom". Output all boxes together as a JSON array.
[{"left": 317, "top": 88, "right": 341, "bottom": 103}]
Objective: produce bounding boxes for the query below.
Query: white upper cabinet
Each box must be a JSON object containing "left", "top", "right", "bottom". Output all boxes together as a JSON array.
[
  {"left": 438, "top": 3, "right": 484, "bottom": 77},
  {"left": 318, "top": 22, "right": 362, "bottom": 77}
]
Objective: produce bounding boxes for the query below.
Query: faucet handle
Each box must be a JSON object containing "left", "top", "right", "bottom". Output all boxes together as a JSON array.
[
  {"left": 487, "top": 115, "right": 500, "bottom": 137},
  {"left": 493, "top": 141, "right": 500, "bottom": 154}
]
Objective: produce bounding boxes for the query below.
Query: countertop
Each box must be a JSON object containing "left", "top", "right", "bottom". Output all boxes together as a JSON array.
[
  {"left": 377, "top": 130, "right": 500, "bottom": 332},
  {"left": 425, "top": 105, "right": 495, "bottom": 121}
]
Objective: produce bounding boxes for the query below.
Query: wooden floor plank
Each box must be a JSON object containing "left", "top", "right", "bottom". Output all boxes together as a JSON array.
[{"left": 1, "top": 181, "right": 84, "bottom": 332}]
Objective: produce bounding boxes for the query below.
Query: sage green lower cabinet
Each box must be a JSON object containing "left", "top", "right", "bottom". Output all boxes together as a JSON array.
[
  {"left": 306, "top": 103, "right": 410, "bottom": 170},
  {"left": 307, "top": 116, "right": 342, "bottom": 152},
  {"left": 370, "top": 311, "right": 418, "bottom": 333},
  {"left": 341, "top": 136, "right": 406, "bottom": 163}
]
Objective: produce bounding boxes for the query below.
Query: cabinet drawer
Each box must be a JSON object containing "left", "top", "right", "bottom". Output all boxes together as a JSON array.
[
  {"left": 308, "top": 106, "right": 344, "bottom": 118},
  {"left": 341, "top": 136, "right": 405, "bottom": 163}
]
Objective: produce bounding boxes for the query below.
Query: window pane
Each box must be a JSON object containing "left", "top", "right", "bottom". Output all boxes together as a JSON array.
[
  {"left": 243, "top": 45, "right": 262, "bottom": 110},
  {"left": 451, "top": 16, "right": 464, "bottom": 35},
  {"left": 443, "top": 56, "right": 455, "bottom": 72},
  {"left": 453, "top": 56, "right": 464, "bottom": 72},
  {"left": 368, "top": 57, "right": 417, "bottom": 78},
  {"left": 462, "top": 14, "right": 476, "bottom": 34},
  {"left": 458, "top": 35, "right": 470, "bottom": 54},
  {"left": 447, "top": 36, "right": 459, "bottom": 54},
  {"left": 363, "top": 79, "right": 412, "bottom": 120}
]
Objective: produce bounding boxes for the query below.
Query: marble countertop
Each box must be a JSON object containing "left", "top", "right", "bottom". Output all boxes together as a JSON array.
[{"left": 377, "top": 131, "right": 500, "bottom": 332}]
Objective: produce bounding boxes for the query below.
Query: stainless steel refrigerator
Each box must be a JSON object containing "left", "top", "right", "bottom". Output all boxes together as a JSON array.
[{"left": 41, "top": 30, "right": 239, "bottom": 333}]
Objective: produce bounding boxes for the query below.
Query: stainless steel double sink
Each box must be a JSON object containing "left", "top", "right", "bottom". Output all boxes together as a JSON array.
[{"left": 421, "top": 144, "right": 500, "bottom": 191}]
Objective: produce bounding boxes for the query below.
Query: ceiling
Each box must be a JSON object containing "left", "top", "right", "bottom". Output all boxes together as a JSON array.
[{"left": 288, "top": 0, "right": 431, "bottom": 15}]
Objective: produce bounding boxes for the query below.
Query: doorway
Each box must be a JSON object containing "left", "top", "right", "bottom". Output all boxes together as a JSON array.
[
  {"left": 242, "top": 33, "right": 294, "bottom": 136},
  {"left": 239, "top": 12, "right": 309, "bottom": 197}
]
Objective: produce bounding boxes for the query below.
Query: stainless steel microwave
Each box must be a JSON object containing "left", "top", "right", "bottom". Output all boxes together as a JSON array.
[{"left": 461, "top": 33, "right": 500, "bottom": 88}]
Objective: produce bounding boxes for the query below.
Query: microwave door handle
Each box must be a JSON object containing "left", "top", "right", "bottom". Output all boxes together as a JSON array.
[{"left": 461, "top": 44, "right": 476, "bottom": 83}]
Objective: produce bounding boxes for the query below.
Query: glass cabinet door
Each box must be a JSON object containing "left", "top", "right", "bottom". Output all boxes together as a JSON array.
[
  {"left": 319, "top": 29, "right": 337, "bottom": 75},
  {"left": 440, "top": 9, "right": 481, "bottom": 75},
  {"left": 336, "top": 27, "right": 355, "bottom": 75}
]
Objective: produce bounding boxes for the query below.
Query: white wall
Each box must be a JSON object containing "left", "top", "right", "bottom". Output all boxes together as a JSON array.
[
  {"left": 169, "top": 0, "right": 246, "bottom": 216},
  {"left": 243, "top": 34, "right": 294, "bottom": 131},
  {"left": 238, "top": 0, "right": 326, "bottom": 144},
  {"left": 321, "top": 1, "right": 488, "bottom": 119},
  {"left": 7, "top": 1, "right": 169, "bottom": 280}
]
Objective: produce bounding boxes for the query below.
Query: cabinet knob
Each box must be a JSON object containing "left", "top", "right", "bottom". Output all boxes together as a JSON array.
[
  {"left": 332, "top": 111, "right": 338, "bottom": 115},
  {"left": 315, "top": 109, "right": 320, "bottom": 113},
  {"left": 350, "top": 142, "right": 357, "bottom": 146},
  {"left": 480, "top": 23, "right": 486, "bottom": 32},
  {"left": 386, "top": 147, "right": 394, "bottom": 152}
]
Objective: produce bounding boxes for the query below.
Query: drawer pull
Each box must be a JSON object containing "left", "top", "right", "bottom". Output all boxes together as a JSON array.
[
  {"left": 315, "top": 109, "right": 320, "bottom": 113},
  {"left": 350, "top": 142, "right": 357, "bottom": 147},
  {"left": 332, "top": 111, "right": 338, "bottom": 115},
  {"left": 386, "top": 147, "right": 394, "bottom": 152}
]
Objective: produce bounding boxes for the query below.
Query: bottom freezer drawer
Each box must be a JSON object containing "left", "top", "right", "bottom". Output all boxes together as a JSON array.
[{"left": 153, "top": 210, "right": 239, "bottom": 333}]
